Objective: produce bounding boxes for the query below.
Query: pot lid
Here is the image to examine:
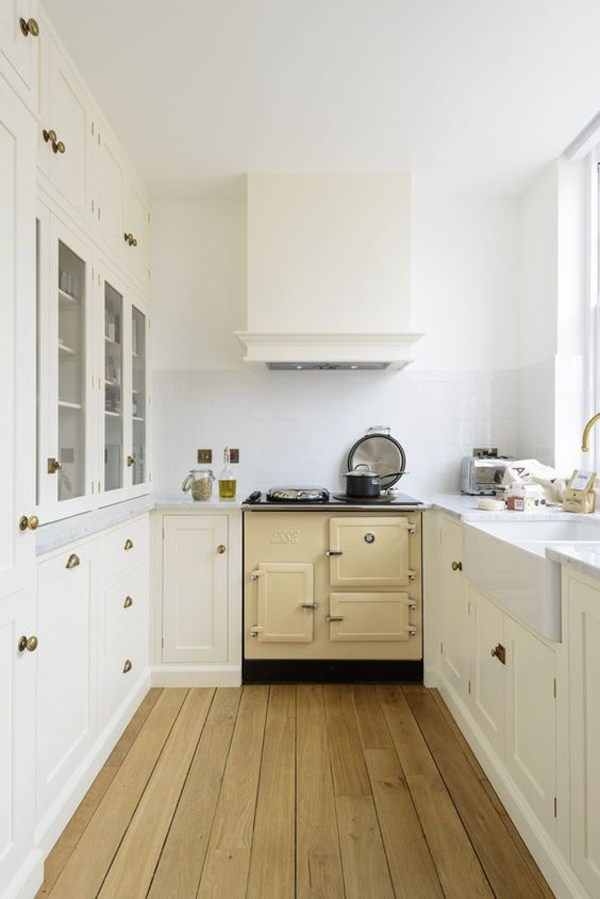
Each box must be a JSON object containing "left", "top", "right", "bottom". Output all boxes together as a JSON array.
[{"left": 347, "top": 430, "right": 406, "bottom": 489}]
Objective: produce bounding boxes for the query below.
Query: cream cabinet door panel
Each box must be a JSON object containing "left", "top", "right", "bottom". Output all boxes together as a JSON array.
[
  {"left": 46, "top": 39, "right": 91, "bottom": 217},
  {"left": 36, "top": 541, "right": 100, "bottom": 823},
  {"left": 0, "top": 0, "right": 38, "bottom": 100},
  {"left": 0, "top": 587, "right": 36, "bottom": 895},
  {"left": 329, "top": 592, "right": 413, "bottom": 642},
  {"left": 504, "top": 617, "right": 556, "bottom": 837},
  {"left": 470, "top": 587, "right": 505, "bottom": 759},
  {"left": 329, "top": 516, "right": 412, "bottom": 587},
  {"left": 96, "top": 128, "right": 125, "bottom": 254},
  {"left": 568, "top": 575, "right": 600, "bottom": 897},
  {"left": 255, "top": 562, "right": 314, "bottom": 643},
  {"left": 123, "top": 179, "right": 149, "bottom": 284},
  {"left": 440, "top": 517, "right": 468, "bottom": 697},
  {"left": 163, "top": 516, "right": 228, "bottom": 663},
  {"left": 0, "top": 85, "right": 36, "bottom": 599}
]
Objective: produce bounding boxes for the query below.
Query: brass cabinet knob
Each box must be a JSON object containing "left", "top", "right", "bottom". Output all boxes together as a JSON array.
[
  {"left": 42, "top": 129, "right": 57, "bottom": 144},
  {"left": 217, "top": 544, "right": 226, "bottom": 554},
  {"left": 66, "top": 553, "right": 80, "bottom": 569},
  {"left": 19, "top": 514, "right": 39, "bottom": 531},
  {"left": 491, "top": 643, "right": 506, "bottom": 665},
  {"left": 123, "top": 595, "right": 133, "bottom": 609},
  {"left": 47, "top": 457, "right": 62, "bottom": 474},
  {"left": 124, "top": 538, "right": 134, "bottom": 551},
  {"left": 54, "top": 140, "right": 66, "bottom": 154},
  {"left": 127, "top": 455, "right": 135, "bottom": 467},
  {"left": 131, "top": 237, "right": 137, "bottom": 247},
  {"left": 451, "top": 561, "right": 463, "bottom": 572},
  {"left": 18, "top": 635, "right": 38, "bottom": 653},
  {"left": 123, "top": 659, "right": 132, "bottom": 673},
  {"left": 20, "top": 17, "right": 39, "bottom": 36}
]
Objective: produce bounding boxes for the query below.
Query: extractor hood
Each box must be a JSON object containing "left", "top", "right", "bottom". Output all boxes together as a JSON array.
[{"left": 237, "top": 174, "right": 424, "bottom": 370}]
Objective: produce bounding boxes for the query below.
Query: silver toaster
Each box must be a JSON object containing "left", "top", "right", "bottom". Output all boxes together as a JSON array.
[{"left": 460, "top": 448, "right": 513, "bottom": 495}]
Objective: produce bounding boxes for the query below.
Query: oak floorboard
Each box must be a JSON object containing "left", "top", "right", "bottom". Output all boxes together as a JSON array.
[
  {"left": 364, "top": 748, "right": 444, "bottom": 899},
  {"left": 335, "top": 795, "right": 394, "bottom": 899},
  {"left": 246, "top": 686, "right": 296, "bottom": 899},
  {"left": 147, "top": 688, "right": 242, "bottom": 899},
  {"left": 296, "top": 685, "right": 345, "bottom": 899},
  {"left": 406, "top": 689, "right": 547, "bottom": 899},
  {"left": 47, "top": 688, "right": 188, "bottom": 899},
  {"left": 429, "top": 688, "right": 487, "bottom": 782},
  {"left": 324, "top": 684, "right": 370, "bottom": 797},
  {"left": 351, "top": 684, "right": 393, "bottom": 750},
  {"left": 377, "top": 685, "right": 438, "bottom": 776},
  {"left": 196, "top": 849, "right": 252, "bottom": 899},
  {"left": 97, "top": 688, "right": 215, "bottom": 899},
  {"left": 105, "top": 688, "right": 163, "bottom": 766}
]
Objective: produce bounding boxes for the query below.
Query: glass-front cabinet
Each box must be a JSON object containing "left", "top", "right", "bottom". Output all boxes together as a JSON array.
[{"left": 36, "top": 203, "right": 151, "bottom": 522}]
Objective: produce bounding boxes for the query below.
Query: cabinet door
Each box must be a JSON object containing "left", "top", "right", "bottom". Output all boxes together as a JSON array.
[
  {"left": 102, "top": 275, "right": 126, "bottom": 496},
  {"left": 470, "top": 587, "right": 505, "bottom": 758},
  {"left": 0, "top": 587, "right": 37, "bottom": 895},
  {"left": 329, "top": 592, "right": 413, "bottom": 642},
  {"left": 96, "top": 126, "right": 125, "bottom": 255},
  {"left": 504, "top": 617, "right": 556, "bottom": 837},
  {"left": 123, "top": 179, "right": 149, "bottom": 284},
  {"left": 43, "top": 39, "right": 92, "bottom": 218},
  {"left": 163, "top": 516, "right": 228, "bottom": 663},
  {"left": 254, "top": 562, "right": 314, "bottom": 643},
  {"left": 0, "top": 0, "right": 38, "bottom": 103},
  {"left": 440, "top": 517, "right": 468, "bottom": 697},
  {"left": 329, "top": 516, "right": 412, "bottom": 587},
  {"left": 568, "top": 574, "right": 600, "bottom": 896},
  {"left": 36, "top": 541, "right": 100, "bottom": 824},
  {"left": 130, "top": 301, "right": 149, "bottom": 489},
  {"left": 0, "top": 83, "right": 36, "bottom": 598}
]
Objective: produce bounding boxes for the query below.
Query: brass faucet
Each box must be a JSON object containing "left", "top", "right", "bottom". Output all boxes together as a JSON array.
[{"left": 582, "top": 413, "right": 600, "bottom": 452}]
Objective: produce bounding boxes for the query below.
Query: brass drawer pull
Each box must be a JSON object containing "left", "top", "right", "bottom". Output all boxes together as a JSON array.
[
  {"left": 18, "top": 635, "right": 38, "bottom": 652},
  {"left": 66, "top": 553, "right": 80, "bottom": 569},
  {"left": 326, "top": 615, "right": 344, "bottom": 622},
  {"left": 491, "top": 643, "right": 506, "bottom": 665},
  {"left": 123, "top": 595, "right": 133, "bottom": 609},
  {"left": 123, "top": 659, "right": 133, "bottom": 673},
  {"left": 20, "top": 17, "right": 39, "bottom": 37},
  {"left": 217, "top": 544, "right": 226, "bottom": 555},
  {"left": 124, "top": 538, "right": 134, "bottom": 551},
  {"left": 19, "top": 514, "right": 39, "bottom": 531},
  {"left": 451, "top": 561, "right": 463, "bottom": 572}
]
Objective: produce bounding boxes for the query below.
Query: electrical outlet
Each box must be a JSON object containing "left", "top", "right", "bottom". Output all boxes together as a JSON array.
[
  {"left": 198, "top": 449, "right": 212, "bottom": 464},
  {"left": 230, "top": 448, "right": 240, "bottom": 463}
]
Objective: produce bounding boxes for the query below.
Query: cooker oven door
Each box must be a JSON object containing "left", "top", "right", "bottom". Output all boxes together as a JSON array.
[
  {"left": 252, "top": 562, "right": 315, "bottom": 643},
  {"left": 328, "top": 592, "right": 416, "bottom": 642},
  {"left": 328, "top": 516, "right": 413, "bottom": 587}
]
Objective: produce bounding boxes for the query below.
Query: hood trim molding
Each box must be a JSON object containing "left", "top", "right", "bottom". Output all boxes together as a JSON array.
[{"left": 234, "top": 331, "right": 424, "bottom": 370}]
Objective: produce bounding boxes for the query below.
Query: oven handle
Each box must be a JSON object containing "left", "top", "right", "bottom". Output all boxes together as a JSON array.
[{"left": 325, "top": 550, "right": 343, "bottom": 557}]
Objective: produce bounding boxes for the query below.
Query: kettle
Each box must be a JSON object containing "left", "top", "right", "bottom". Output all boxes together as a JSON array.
[{"left": 182, "top": 468, "right": 215, "bottom": 501}]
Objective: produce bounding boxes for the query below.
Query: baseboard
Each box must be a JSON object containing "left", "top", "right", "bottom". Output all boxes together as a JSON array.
[
  {"left": 150, "top": 664, "right": 242, "bottom": 687},
  {"left": 242, "top": 658, "right": 424, "bottom": 684},
  {"left": 2, "top": 849, "right": 43, "bottom": 899},
  {"left": 34, "top": 670, "right": 151, "bottom": 854},
  {"left": 436, "top": 671, "right": 589, "bottom": 899}
]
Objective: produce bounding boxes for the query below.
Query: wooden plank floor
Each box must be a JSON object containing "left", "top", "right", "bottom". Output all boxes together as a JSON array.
[{"left": 36, "top": 685, "right": 556, "bottom": 899}]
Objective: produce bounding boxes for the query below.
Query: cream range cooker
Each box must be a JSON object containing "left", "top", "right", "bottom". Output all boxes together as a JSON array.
[{"left": 242, "top": 488, "right": 423, "bottom": 683}]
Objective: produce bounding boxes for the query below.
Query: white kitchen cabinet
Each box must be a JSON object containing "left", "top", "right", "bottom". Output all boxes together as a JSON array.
[
  {"left": 123, "top": 178, "right": 150, "bottom": 284},
  {"left": 469, "top": 585, "right": 505, "bottom": 758},
  {"left": 0, "top": 73, "right": 38, "bottom": 899},
  {"left": 36, "top": 203, "right": 95, "bottom": 520},
  {"left": 440, "top": 516, "right": 469, "bottom": 698},
  {"left": 162, "top": 515, "right": 229, "bottom": 663},
  {"left": 566, "top": 571, "right": 600, "bottom": 897},
  {"left": 36, "top": 538, "right": 101, "bottom": 826},
  {"left": 95, "top": 121, "right": 125, "bottom": 257},
  {"left": 0, "top": 0, "right": 39, "bottom": 109},
  {"left": 505, "top": 615, "right": 557, "bottom": 836},
  {"left": 38, "top": 36, "right": 93, "bottom": 221}
]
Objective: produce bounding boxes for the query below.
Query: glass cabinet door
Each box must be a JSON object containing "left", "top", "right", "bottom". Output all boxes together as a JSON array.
[
  {"left": 104, "top": 282, "right": 123, "bottom": 491},
  {"left": 131, "top": 305, "right": 146, "bottom": 485},
  {"left": 57, "top": 240, "right": 86, "bottom": 502}
]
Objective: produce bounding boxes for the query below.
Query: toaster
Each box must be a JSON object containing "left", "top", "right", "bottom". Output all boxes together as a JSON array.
[{"left": 460, "top": 448, "right": 513, "bottom": 495}]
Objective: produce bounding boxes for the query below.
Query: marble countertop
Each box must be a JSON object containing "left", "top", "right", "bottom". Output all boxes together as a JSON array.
[{"left": 546, "top": 544, "right": 600, "bottom": 581}]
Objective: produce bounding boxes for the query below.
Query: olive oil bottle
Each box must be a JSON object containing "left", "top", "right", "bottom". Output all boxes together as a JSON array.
[{"left": 218, "top": 446, "right": 237, "bottom": 499}]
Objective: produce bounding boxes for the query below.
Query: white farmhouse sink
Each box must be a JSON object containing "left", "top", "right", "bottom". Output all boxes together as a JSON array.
[{"left": 463, "top": 519, "right": 600, "bottom": 641}]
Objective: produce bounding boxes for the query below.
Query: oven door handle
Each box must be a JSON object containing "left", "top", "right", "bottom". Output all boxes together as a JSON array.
[
  {"left": 301, "top": 602, "right": 318, "bottom": 609},
  {"left": 325, "top": 550, "right": 343, "bottom": 557},
  {"left": 326, "top": 614, "right": 344, "bottom": 622}
]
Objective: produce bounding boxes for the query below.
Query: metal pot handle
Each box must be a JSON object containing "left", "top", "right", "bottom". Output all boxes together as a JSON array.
[{"left": 182, "top": 474, "right": 193, "bottom": 493}]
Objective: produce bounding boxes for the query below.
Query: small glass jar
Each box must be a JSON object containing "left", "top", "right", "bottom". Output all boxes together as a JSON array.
[{"left": 182, "top": 468, "right": 215, "bottom": 501}]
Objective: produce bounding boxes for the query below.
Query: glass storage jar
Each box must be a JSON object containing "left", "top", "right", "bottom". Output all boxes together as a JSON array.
[{"left": 182, "top": 468, "right": 215, "bottom": 501}]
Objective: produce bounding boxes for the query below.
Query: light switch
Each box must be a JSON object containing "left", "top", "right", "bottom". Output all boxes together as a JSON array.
[
  {"left": 230, "top": 448, "right": 239, "bottom": 463},
  {"left": 198, "top": 449, "right": 212, "bottom": 464}
]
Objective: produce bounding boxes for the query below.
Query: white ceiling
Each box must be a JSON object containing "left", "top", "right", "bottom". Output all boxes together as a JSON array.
[{"left": 48, "top": 0, "right": 600, "bottom": 198}]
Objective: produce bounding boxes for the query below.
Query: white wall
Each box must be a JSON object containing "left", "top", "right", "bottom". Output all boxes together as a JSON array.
[
  {"left": 151, "top": 188, "right": 523, "bottom": 496},
  {"left": 246, "top": 173, "right": 412, "bottom": 333}
]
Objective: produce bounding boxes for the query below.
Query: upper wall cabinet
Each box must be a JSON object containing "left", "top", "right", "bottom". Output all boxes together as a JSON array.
[{"left": 0, "top": 0, "right": 40, "bottom": 111}]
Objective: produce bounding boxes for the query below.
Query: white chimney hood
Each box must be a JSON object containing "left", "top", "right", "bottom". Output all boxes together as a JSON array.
[{"left": 237, "top": 174, "right": 423, "bottom": 369}]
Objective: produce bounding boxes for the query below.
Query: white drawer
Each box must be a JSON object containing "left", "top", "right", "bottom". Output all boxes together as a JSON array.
[
  {"left": 105, "top": 515, "right": 148, "bottom": 583},
  {"left": 104, "top": 565, "right": 147, "bottom": 654},
  {"left": 102, "top": 623, "right": 148, "bottom": 723}
]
